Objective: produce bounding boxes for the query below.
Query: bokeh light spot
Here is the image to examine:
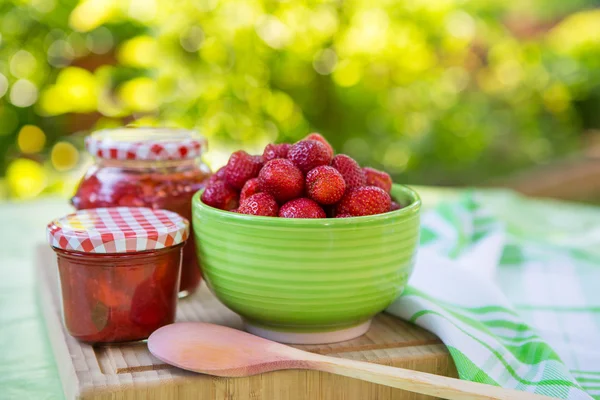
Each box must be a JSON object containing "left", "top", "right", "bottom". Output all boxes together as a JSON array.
[
  {"left": 68, "top": 32, "right": 90, "bottom": 57},
  {"left": 445, "top": 11, "right": 475, "bottom": 40},
  {"left": 69, "top": 0, "right": 117, "bottom": 32},
  {"left": 180, "top": 26, "right": 205, "bottom": 52},
  {"left": 86, "top": 27, "right": 114, "bottom": 54},
  {"left": 47, "top": 39, "right": 75, "bottom": 68},
  {"left": 51, "top": 142, "right": 79, "bottom": 171},
  {"left": 6, "top": 158, "right": 46, "bottom": 199},
  {"left": 39, "top": 85, "right": 69, "bottom": 116},
  {"left": 343, "top": 137, "right": 370, "bottom": 163},
  {"left": 256, "top": 16, "right": 291, "bottom": 49},
  {"left": 496, "top": 60, "right": 522, "bottom": 87},
  {"left": 313, "top": 48, "right": 337, "bottom": 75},
  {"left": 200, "top": 38, "right": 229, "bottom": 65},
  {"left": 265, "top": 91, "right": 295, "bottom": 122},
  {"left": 543, "top": 84, "right": 571, "bottom": 113},
  {"left": 341, "top": 8, "right": 389, "bottom": 54},
  {"left": 10, "top": 50, "right": 37, "bottom": 79},
  {"left": 57, "top": 67, "right": 98, "bottom": 112},
  {"left": 0, "top": 73, "right": 8, "bottom": 98},
  {"left": 10, "top": 79, "right": 38, "bottom": 107},
  {"left": 548, "top": 9, "right": 600, "bottom": 54},
  {"left": 32, "top": 0, "right": 56, "bottom": 13},
  {"left": 194, "top": 0, "right": 218, "bottom": 12},
  {"left": 383, "top": 144, "right": 410, "bottom": 173},
  {"left": 310, "top": 7, "right": 338, "bottom": 38},
  {"left": 18, "top": 125, "right": 46, "bottom": 154},
  {"left": 118, "top": 36, "right": 158, "bottom": 68},
  {"left": 118, "top": 77, "right": 158, "bottom": 112},
  {"left": 333, "top": 60, "right": 361, "bottom": 87},
  {"left": 128, "top": 0, "right": 156, "bottom": 22}
]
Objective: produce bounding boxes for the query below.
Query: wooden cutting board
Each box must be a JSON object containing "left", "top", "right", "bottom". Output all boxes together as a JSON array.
[{"left": 36, "top": 245, "right": 457, "bottom": 400}]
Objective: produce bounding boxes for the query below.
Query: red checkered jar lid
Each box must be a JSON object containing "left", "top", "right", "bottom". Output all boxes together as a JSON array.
[
  {"left": 85, "top": 127, "right": 207, "bottom": 161},
  {"left": 47, "top": 207, "right": 189, "bottom": 254}
]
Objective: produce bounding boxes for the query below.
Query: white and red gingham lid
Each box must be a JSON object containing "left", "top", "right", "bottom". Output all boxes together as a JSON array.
[
  {"left": 85, "top": 127, "right": 207, "bottom": 161},
  {"left": 47, "top": 207, "right": 189, "bottom": 254}
]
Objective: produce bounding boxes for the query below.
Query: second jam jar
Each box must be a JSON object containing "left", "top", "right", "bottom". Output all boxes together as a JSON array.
[{"left": 72, "top": 127, "right": 212, "bottom": 296}]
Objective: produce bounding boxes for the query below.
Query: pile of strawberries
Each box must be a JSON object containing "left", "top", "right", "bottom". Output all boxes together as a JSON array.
[{"left": 201, "top": 133, "right": 402, "bottom": 218}]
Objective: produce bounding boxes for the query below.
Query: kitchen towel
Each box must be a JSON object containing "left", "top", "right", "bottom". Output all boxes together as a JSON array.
[{"left": 387, "top": 192, "right": 600, "bottom": 400}]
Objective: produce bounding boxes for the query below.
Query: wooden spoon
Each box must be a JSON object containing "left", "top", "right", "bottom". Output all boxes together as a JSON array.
[{"left": 148, "top": 322, "right": 555, "bottom": 400}]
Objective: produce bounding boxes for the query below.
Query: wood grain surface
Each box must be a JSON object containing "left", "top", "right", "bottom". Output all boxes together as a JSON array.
[{"left": 37, "top": 245, "right": 457, "bottom": 400}]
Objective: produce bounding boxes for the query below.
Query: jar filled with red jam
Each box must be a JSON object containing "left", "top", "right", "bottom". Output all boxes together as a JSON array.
[
  {"left": 47, "top": 207, "right": 189, "bottom": 343},
  {"left": 72, "top": 128, "right": 211, "bottom": 297}
]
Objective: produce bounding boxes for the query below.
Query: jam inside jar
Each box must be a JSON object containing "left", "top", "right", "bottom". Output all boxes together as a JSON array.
[
  {"left": 71, "top": 128, "right": 211, "bottom": 296},
  {"left": 55, "top": 245, "right": 183, "bottom": 343},
  {"left": 47, "top": 207, "right": 189, "bottom": 343}
]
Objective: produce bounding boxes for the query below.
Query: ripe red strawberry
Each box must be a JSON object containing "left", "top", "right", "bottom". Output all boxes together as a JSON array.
[
  {"left": 363, "top": 167, "right": 392, "bottom": 193},
  {"left": 208, "top": 166, "right": 227, "bottom": 185},
  {"left": 331, "top": 154, "right": 366, "bottom": 189},
  {"left": 287, "top": 140, "right": 332, "bottom": 174},
  {"left": 118, "top": 194, "right": 146, "bottom": 207},
  {"left": 258, "top": 159, "right": 304, "bottom": 203},
  {"left": 201, "top": 181, "right": 239, "bottom": 211},
  {"left": 130, "top": 278, "right": 169, "bottom": 328},
  {"left": 240, "top": 178, "right": 260, "bottom": 202},
  {"left": 262, "top": 143, "right": 291, "bottom": 162},
  {"left": 238, "top": 193, "right": 279, "bottom": 216},
  {"left": 336, "top": 186, "right": 391, "bottom": 217},
  {"left": 306, "top": 166, "right": 346, "bottom": 205},
  {"left": 390, "top": 201, "right": 402, "bottom": 211},
  {"left": 224, "top": 151, "right": 263, "bottom": 190},
  {"left": 335, "top": 213, "right": 353, "bottom": 218},
  {"left": 304, "top": 133, "right": 334, "bottom": 159},
  {"left": 279, "top": 198, "right": 326, "bottom": 218},
  {"left": 71, "top": 175, "right": 102, "bottom": 209}
]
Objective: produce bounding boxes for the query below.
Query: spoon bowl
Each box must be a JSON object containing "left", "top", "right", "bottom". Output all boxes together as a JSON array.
[
  {"left": 148, "top": 322, "right": 555, "bottom": 400},
  {"left": 149, "top": 322, "right": 312, "bottom": 376}
]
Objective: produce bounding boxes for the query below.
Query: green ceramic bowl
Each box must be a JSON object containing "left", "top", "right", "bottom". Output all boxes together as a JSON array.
[{"left": 192, "top": 184, "right": 420, "bottom": 344}]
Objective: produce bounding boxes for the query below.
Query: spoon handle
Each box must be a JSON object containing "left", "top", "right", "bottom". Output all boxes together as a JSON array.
[{"left": 309, "top": 355, "right": 555, "bottom": 400}]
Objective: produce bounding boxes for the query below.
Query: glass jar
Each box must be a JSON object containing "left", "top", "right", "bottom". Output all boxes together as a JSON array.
[
  {"left": 47, "top": 207, "right": 189, "bottom": 343},
  {"left": 71, "top": 128, "right": 211, "bottom": 296}
]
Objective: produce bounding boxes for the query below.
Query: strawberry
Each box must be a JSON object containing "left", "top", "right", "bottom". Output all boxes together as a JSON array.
[
  {"left": 240, "top": 178, "right": 260, "bottom": 202},
  {"left": 262, "top": 143, "right": 291, "bottom": 162},
  {"left": 331, "top": 154, "right": 366, "bottom": 189},
  {"left": 336, "top": 186, "right": 391, "bottom": 217},
  {"left": 390, "top": 201, "right": 402, "bottom": 211},
  {"left": 258, "top": 159, "right": 304, "bottom": 203},
  {"left": 118, "top": 194, "right": 146, "bottom": 207},
  {"left": 335, "top": 213, "right": 353, "bottom": 218},
  {"left": 238, "top": 192, "right": 279, "bottom": 217},
  {"left": 306, "top": 166, "right": 346, "bottom": 205},
  {"left": 279, "top": 198, "right": 326, "bottom": 218},
  {"left": 71, "top": 175, "right": 102, "bottom": 209},
  {"left": 363, "top": 167, "right": 392, "bottom": 193},
  {"left": 201, "top": 181, "right": 239, "bottom": 211},
  {"left": 287, "top": 140, "right": 332, "bottom": 174},
  {"left": 224, "top": 151, "right": 263, "bottom": 190},
  {"left": 208, "top": 166, "right": 227, "bottom": 185},
  {"left": 304, "top": 133, "right": 334, "bottom": 159},
  {"left": 130, "top": 278, "right": 169, "bottom": 329}
]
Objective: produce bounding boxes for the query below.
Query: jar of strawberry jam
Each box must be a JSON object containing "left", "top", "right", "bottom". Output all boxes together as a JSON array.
[
  {"left": 72, "top": 128, "right": 211, "bottom": 297},
  {"left": 47, "top": 207, "right": 189, "bottom": 343}
]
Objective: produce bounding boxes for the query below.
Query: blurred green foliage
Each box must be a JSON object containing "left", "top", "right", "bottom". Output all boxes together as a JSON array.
[{"left": 1, "top": 0, "right": 600, "bottom": 199}]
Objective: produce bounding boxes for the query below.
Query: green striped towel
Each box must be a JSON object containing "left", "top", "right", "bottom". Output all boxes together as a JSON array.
[{"left": 386, "top": 192, "right": 599, "bottom": 400}]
